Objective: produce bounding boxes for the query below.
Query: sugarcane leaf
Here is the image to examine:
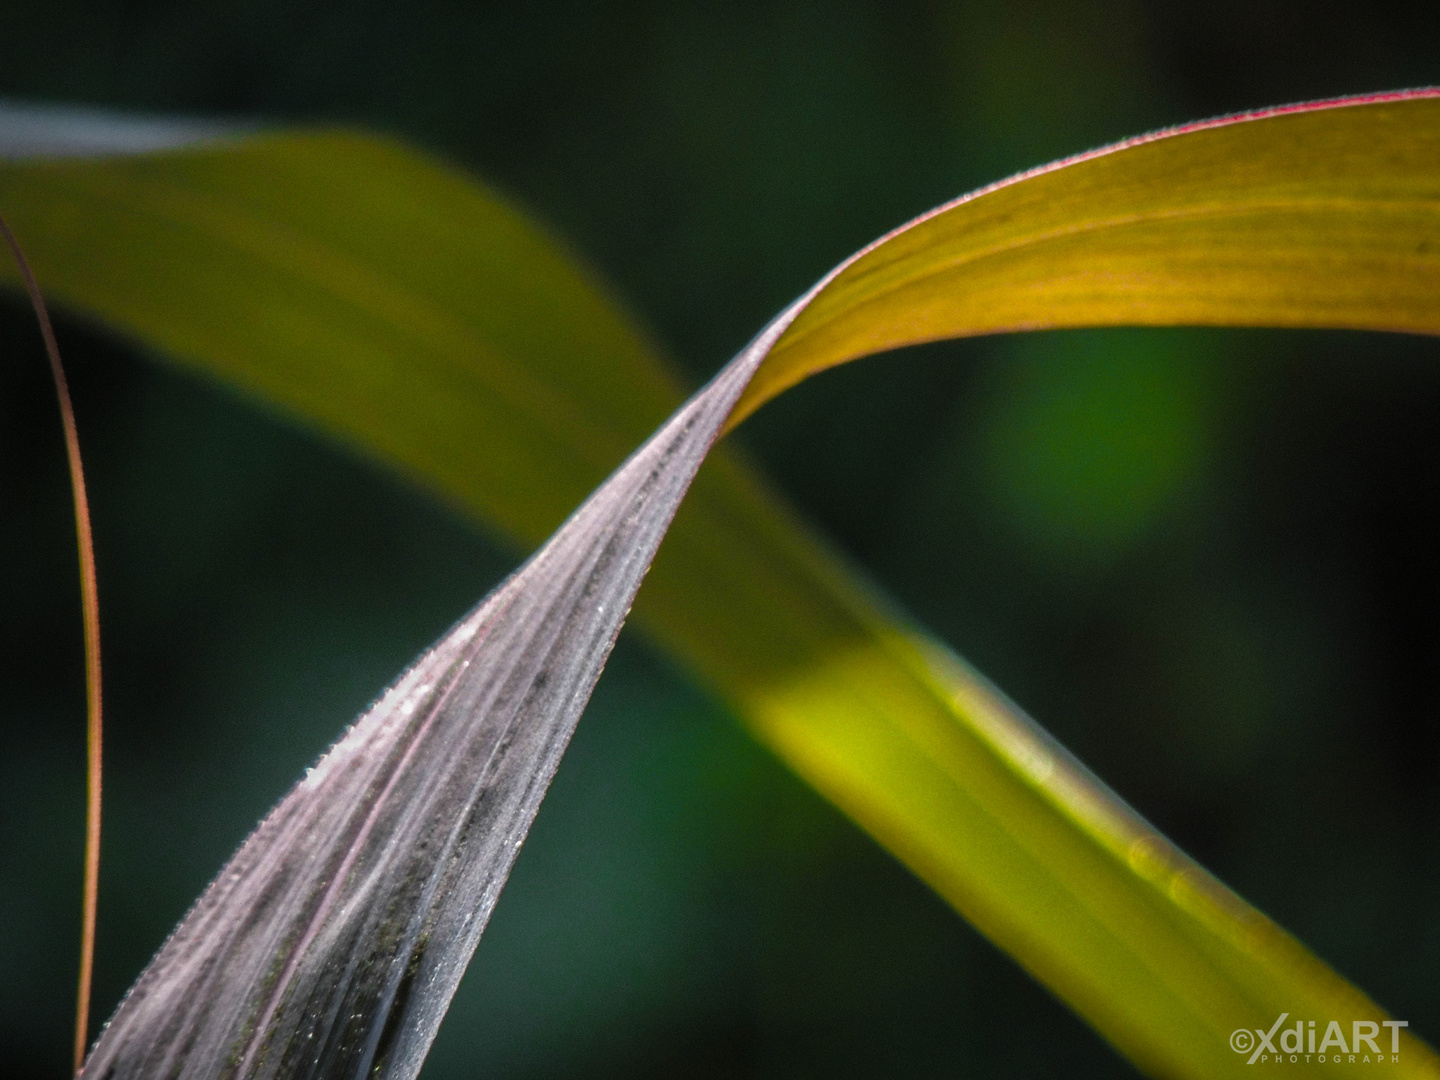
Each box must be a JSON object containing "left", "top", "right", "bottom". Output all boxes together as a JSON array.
[
  {"left": 729, "top": 89, "right": 1440, "bottom": 427},
  {"left": 78, "top": 313, "right": 788, "bottom": 1080},
  {"left": 3, "top": 93, "right": 1437, "bottom": 1079}
]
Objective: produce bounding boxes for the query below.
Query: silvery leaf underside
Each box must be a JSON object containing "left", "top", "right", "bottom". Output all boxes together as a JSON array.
[
  {"left": 0, "top": 100, "right": 246, "bottom": 158},
  {"left": 80, "top": 308, "right": 801, "bottom": 1080}
]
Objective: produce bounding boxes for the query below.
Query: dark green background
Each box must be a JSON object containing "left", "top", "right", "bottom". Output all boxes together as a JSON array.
[{"left": 1, "top": 2, "right": 1438, "bottom": 1076}]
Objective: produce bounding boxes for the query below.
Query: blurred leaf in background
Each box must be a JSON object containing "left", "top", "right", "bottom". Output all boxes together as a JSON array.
[
  {"left": 1, "top": 2, "right": 1438, "bottom": 1079},
  {"left": 968, "top": 335, "right": 1217, "bottom": 568}
]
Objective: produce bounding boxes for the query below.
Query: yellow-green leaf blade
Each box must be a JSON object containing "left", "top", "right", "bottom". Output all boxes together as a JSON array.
[
  {"left": 0, "top": 132, "right": 682, "bottom": 546},
  {"left": 1, "top": 101, "right": 1434, "bottom": 1078},
  {"left": 731, "top": 89, "right": 1440, "bottom": 427}
]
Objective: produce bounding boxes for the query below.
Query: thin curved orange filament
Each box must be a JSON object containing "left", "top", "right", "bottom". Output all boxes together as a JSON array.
[{"left": 0, "top": 213, "right": 104, "bottom": 1077}]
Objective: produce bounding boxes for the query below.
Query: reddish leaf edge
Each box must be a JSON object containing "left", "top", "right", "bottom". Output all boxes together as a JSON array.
[{"left": 723, "top": 85, "right": 1440, "bottom": 432}]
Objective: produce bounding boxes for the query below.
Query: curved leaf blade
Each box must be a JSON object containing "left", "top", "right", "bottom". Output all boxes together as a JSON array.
[
  {"left": 730, "top": 88, "right": 1440, "bottom": 426},
  {"left": 3, "top": 95, "right": 1436, "bottom": 1078},
  {"left": 80, "top": 316, "right": 786, "bottom": 1080}
]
